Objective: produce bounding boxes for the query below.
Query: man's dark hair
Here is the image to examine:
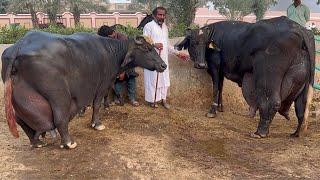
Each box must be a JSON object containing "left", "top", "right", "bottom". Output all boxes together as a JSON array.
[
  {"left": 97, "top": 25, "right": 114, "bottom": 37},
  {"left": 152, "top": 7, "right": 167, "bottom": 16}
]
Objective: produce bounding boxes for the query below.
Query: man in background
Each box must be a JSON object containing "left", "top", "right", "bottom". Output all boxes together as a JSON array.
[
  {"left": 287, "top": 0, "right": 310, "bottom": 27},
  {"left": 143, "top": 7, "right": 189, "bottom": 109}
]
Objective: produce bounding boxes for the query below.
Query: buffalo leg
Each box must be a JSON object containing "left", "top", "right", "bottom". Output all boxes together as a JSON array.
[
  {"left": 281, "top": 51, "right": 310, "bottom": 136},
  {"left": 103, "top": 95, "right": 110, "bottom": 110},
  {"left": 16, "top": 117, "right": 47, "bottom": 148},
  {"left": 241, "top": 73, "right": 258, "bottom": 118},
  {"left": 250, "top": 53, "right": 283, "bottom": 138},
  {"left": 91, "top": 87, "right": 110, "bottom": 130},
  {"left": 217, "top": 70, "right": 224, "bottom": 112},
  {"left": 207, "top": 66, "right": 220, "bottom": 118},
  {"left": 91, "top": 97, "right": 105, "bottom": 130},
  {"left": 50, "top": 93, "right": 76, "bottom": 149},
  {"left": 291, "top": 84, "right": 313, "bottom": 137}
]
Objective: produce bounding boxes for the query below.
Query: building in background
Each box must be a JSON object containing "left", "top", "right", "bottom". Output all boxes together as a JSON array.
[{"left": 109, "top": 0, "right": 131, "bottom": 12}]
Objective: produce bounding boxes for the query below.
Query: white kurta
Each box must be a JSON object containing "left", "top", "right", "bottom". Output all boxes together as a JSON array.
[{"left": 143, "top": 20, "right": 176, "bottom": 103}]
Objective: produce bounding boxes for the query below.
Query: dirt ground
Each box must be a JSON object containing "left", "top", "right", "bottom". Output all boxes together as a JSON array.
[{"left": 1, "top": 44, "right": 320, "bottom": 179}]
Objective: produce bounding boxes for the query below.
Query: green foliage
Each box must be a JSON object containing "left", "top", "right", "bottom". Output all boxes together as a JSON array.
[
  {"left": 0, "top": 24, "right": 96, "bottom": 44},
  {"left": 39, "top": 24, "right": 96, "bottom": 35},
  {"left": 46, "top": 0, "right": 60, "bottom": 23},
  {"left": 167, "top": 0, "right": 199, "bottom": 26},
  {"left": 210, "top": 0, "right": 277, "bottom": 21},
  {"left": 114, "top": 25, "right": 142, "bottom": 37},
  {"left": 312, "top": 27, "right": 320, "bottom": 36},
  {"left": 210, "top": 0, "right": 253, "bottom": 20},
  {"left": 252, "top": 0, "right": 277, "bottom": 21},
  {"left": 168, "top": 23, "right": 199, "bottom": 38},
  {"left": 128, "top": 0, "right": 166, "bottom": 14},
  {"left": 0, "top": 24, "right": 29, "bottom": 44},
  {"left": 0, "top": 22, "right": 193, "bottom": 44},
  {"left": 168, "top": 23, "right": 188, "bottom": 38},
  {"left": 0, "top": 0, "right": 9, "bottom": 13},
  {"left": 68, "top": 0, "right": 108, "bottom": 26}
]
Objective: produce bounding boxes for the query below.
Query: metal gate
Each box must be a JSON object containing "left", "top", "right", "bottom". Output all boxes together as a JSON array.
[{"left": 314, "top": 35, "right": 320, "bottom": 90}]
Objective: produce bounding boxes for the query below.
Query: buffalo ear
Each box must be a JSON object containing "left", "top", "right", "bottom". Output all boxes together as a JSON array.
[
  {"left": 208, "top": 41, "right": 221, "bottom": 51},
  {"left": 185, "top": 28, "right": 192, "bottom": 37},
  {"left": 174, "top": 28, "right": 192, "bottom": 50},
  {"left": 201, "top": 26, "right": 211, "bottom": 39},
  {"left": 174, "top": 38, "right": 190, "bottom": 50}
]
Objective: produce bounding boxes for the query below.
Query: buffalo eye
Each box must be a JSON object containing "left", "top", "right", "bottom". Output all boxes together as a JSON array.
[{"left": 138, "top": 45, "right": 149, "bottom": 52}]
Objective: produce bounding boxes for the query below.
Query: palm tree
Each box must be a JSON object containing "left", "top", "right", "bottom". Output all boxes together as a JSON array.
[
  {"left": 67, "top": 0, "right": 107, "bottom": 26},
  {"left": 8, "top": 0, "right": 45, "bottom": 27}
]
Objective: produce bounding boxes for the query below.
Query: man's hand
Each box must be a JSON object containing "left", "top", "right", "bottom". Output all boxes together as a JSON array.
[
  {"left": 176, "top": 52, "right": 190, "bottom": 61},
  {"left": 119, "top": 72, "right": 126, "bottom": 81},
  {"left": 154, "top": 43, "right": 163, "bottom": 50}
]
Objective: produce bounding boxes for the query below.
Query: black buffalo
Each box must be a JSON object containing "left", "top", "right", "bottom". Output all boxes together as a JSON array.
[
  {"left": 137, "top": 14, "right": 154, "bottom": 30},
  {"left": 176, "top": 16, "right": 315, "bottom": 138},
  {"left": 2, "top": 31, "right": 166, "bottom": 148}
]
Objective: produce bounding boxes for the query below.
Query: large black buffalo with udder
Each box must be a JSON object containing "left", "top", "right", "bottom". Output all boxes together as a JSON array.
[
  {"left": 176, "top": 16, "right": 315, "bottom": 138},
  {"left": 2, "top": 31, "right": 166, "bottom": 149}
]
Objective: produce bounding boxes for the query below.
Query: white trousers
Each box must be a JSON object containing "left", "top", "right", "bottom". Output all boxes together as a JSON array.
[{"left": 145, "top": 86, "right": 169, "bottom": 103}]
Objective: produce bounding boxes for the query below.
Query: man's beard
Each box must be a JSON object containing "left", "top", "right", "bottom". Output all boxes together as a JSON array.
[{"left": 156, "top": 18, "right": 164, "bottom": 25}]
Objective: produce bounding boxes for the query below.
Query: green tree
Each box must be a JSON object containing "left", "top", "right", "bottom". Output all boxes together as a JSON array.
[
  {"left": 128, "top": 0, "right": 165, "bottom": 14},
  {"left": 67, "top": 0, "right": 107, "bottom": 26},
  {"left": 45, "top": 0, "right": 61, "bottom": 24},
  {"left": 210, "top": 0, "right": 278, "bottom": 21},
  {"left": 8, "top": 0, "right": 45, "bottom": 27},
  {"left": 167, "top": 0, "right": 199, "bottom": 26},
  {"left": 252, "top": 0, "right": 277, "bottom": 21},
  {"left": 0, "top": 0, "right": 9, "bottom": 14},
  {"left": 210, "top": 0, "right": 253, "bottom": 20}
]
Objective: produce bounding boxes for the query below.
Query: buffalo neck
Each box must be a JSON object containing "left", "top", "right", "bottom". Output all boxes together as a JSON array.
[{"left": 102, "top": 37, "right": 130, "bottom": 74}]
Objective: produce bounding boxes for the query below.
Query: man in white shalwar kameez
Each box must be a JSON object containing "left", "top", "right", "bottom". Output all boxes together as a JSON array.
[{"left": 143, "top": 7, "right": 188, "bottom": 109}]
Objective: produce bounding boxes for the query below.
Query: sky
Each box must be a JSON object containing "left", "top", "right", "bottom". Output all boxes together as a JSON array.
[
  {"left": 109, "top": 0, "right": 131, "bottom": 3},
  {"left": 270, "top": 0, "right": 320, "bottom": 12}
]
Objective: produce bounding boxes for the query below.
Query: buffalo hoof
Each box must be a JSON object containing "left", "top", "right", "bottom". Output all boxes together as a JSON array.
[
  {"left": 31, "top": 141, "right": 47, "bottom": 148},
  {"left": 92, "top": 123, "right": 106, "bottom": 131},
  {"left": 217, "top": 106, "right": 224, "bottom": 112},
  {"left": 250, "top": 132, "right": 267, "bottom": 139},
  {"left": 290, "top": 132, "right": 300, "bottom": 138},
  {"left": 282, "top": 113, "right": 290, "bottom": 121},
  {"left": 50, "top": 129, "right": 57, "bottom": 139},
  {"left": 206, "top": 112, "right": 216, "bottom": 118},
  {"left": 60, "top": 142, "right": 77, "bottom": 149}
]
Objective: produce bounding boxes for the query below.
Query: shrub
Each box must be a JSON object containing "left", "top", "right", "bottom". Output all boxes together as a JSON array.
[
  {"left": 169, "top": 23, "right": 199, "bottom": 38},
  {"left": 0, "top": 24, "right": 29, "bottom": 44},
  {"left": 39, "top": 24, "right": 96, "bottom": 35},
  {"left": 312, "top": 27, "right": 320, "bottom": 36},
  {"left": 0, "top": 23, "right": 201, "bottom": 44},
  {"left": 114, "top": 24, "right": 142, "bottom": 38}
]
